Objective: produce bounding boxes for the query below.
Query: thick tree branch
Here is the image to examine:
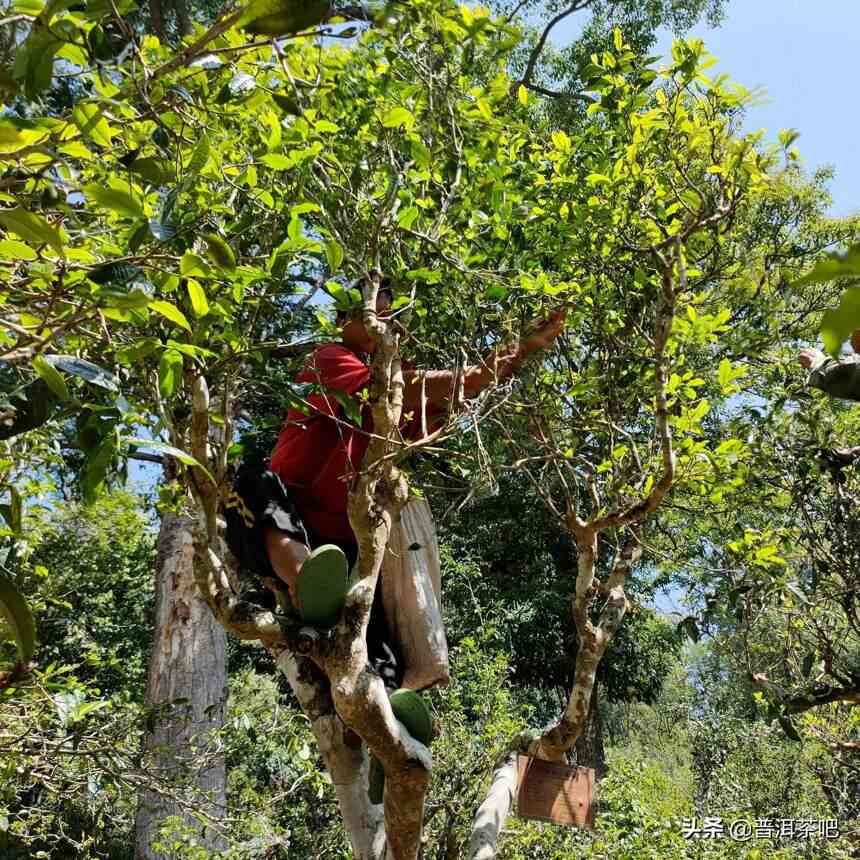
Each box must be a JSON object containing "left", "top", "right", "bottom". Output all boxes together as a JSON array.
[
  {"left": 516, "top": 2, "right": 590, "bottom": 92},
  {"left": 149, "top": 3, "right": 246, "bottom": 81},
  {"left": 588, "top": 242, "right": 679, "bottom": 531},
  {"left": 467, "top": 734, "right": 535, "bottom": 860},
  {"left": 534, "top": 531, "right": 641, "bottom": 760}
]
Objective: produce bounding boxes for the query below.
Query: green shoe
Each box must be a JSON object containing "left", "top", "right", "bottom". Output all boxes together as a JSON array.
[
  {"left": 368, "top": 689, "right": 432, "bottom": 805},
  {"left": 390, "top": 689, "right": 433, "bottom": 745},
  {"left": 296, "top": 544, "right": 348, "bottom": 628}
]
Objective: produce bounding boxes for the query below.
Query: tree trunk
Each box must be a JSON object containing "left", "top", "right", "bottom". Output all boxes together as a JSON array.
[
  {"left": 149, "top": 0, "right": 164, "bottom": 39},
  {"left": 173, "top": 0, "right": 192, "bottom": 37},
  {"left": 276, "top": 649, "right": 386, "bottom": 860},
  {"left": 574, "top": 681, "right": 606, "bottom": 778},
  {"left": 134, "top": 511, "right": 228, "bottom": 859}
]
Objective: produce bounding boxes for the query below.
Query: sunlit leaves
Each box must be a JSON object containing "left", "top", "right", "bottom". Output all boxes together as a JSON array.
[
  {"left": 32, "top": 356, "right": 69, "bottom": 401},
  {"left": 0, "top": 239, "right": 37, "bottom": 261},
  {"left": 0, "top": 208, "right": 64, "bottom": 257},
  {"left": 794, "top": 243, "right": 860, "bottom": 290},
  {"left": 792, "top": 244, "right": 860, "bottom": 355},
  {"left": 158, "top": 349, "right": 184, "bottom": 399},
  {"left": 83, "top": 184, "right": 146, "bottom": 219},
  {"left": 150, "top": 301, "right": 192, "bottom": 332},
  {"left": 186, "top": 135, "right": 211, "bottom": 174},
  {"left": 186, "top": 280, "right": 209, "bottom": 317},
  {"left": 325, "top": 240, "right": 344, "bottom": 273},
  {"left": 202, "top": 233, "right": 236, "bottom": 271},
  {"left": 237, "top": 0, "right": 329, "bottom": 36},
  {"left": 0, "top": 121, "right": 49, "bottom": 154},
  {"left": 381, "top": 107, "right": 415, "bottom": 131},
  {"left": 72, "top": 103, "right": 116, "bottom": 148},
  {"left": 819, "top": 286, "right": 860, "bottom": 357}
]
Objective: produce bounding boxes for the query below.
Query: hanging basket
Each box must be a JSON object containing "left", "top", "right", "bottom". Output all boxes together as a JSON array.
[{"left": 516, "top": 755, "right": 595, "bottom": 829}]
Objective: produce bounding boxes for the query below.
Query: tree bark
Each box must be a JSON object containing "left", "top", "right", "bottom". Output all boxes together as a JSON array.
[
  {"left": 173, "top": 0, "right": 192, "bottom": 38},
  {"left": 275, "top": 648, "right": 386, "bottom": 860},
  {"left": 184, "top": 274, "right": 431, "bottom": 860},
  {"left": 574, "top": 681, "right": 606, "bottom": 778},
  {"left": 149, "top": 0, "right": 165, "bottom": 39},
  {"left": 467, "top": 749, "right": 521, "bottom": 860},
  {"left": 134, "top": 511, "right": 228, "bottom": 859}
]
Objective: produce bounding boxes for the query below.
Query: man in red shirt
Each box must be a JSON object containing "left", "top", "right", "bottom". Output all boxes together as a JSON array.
[{"left": 264, "top": 281, "right": 566, "bottom": 605}]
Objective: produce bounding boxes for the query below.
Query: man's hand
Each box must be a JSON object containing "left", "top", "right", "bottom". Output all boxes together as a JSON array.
[
  {"left": 799, "top": 347, "right": 822, "bottom": 369},
  {"left": 521, "top": 307, "right": 567, "bottom": 355}
]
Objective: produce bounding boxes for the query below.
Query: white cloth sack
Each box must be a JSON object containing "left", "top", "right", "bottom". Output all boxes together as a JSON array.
[{"left": 380, "top": 497, "right": 449, "bottom": 691}]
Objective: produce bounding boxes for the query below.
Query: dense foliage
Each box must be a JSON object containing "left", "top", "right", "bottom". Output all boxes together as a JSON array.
[{"left": 0, "top": 0, "right": 857, "bottom": 857}]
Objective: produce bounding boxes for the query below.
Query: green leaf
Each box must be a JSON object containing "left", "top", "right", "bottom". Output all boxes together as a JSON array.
[
  {"left": 410, "top": 138, "right": 431, "bottom": 168},
  {"left": 202, "top": 232, "right": 236, "bottom": 271},
  {"left": 0, "top": 574, "right": 36, "bottom": 662},
  {"left": 32, "top": 355, "right": 69, "bottom": 401},
  {"left": 397, "top": 206, "right": 419, "bottom": 230},
  {"left": 290, "top": 202, "right": 318, "bottom": 217},
  {"left": 82, "top": 430, "right": 116, "bottom": 504},
  {"left": 0, "top": 207, "right": 64, "bottom": 257},
  {"left": 795, "top": 243, "right": 860, "bottom": 289},
  {"left": 517, "top": 84, "right": 528, "bottom": 106},
  {"left": 325, "top": 240, "right": 344, "bottom": 272},
  {"left": 237, "top": 0, "right": 329, "bottom": 35},
  {"left": 613, "top": 26, "right": 623, "bottom": 51},
  {"left": 129, "top": 157, "right": 176, "bottom": 186},
  {"left": 717, "top": 358, "right": 732, "bottom": 390},
  {"left": 187, "top": 135, "right": 211, "bottom": 174},
  {"left": 158, "top": 349, "right": 183, "bottom": 398},
  {"left": 150, "top": 300, "right": 192, "bottom": 332},
  {"left": 83, "top": 184, "right": 145, "bottom": 219},
  {"left": 0, "top": 121, "right": 48, "bottom": 154},
  {"left": 552, "top": 130, "right": 571, "bottom": 152},
  {"left": 126, "top": 437, "right": 213, "bottom": 483},
  {"left": 820, "top": 286, "right": 860, "bottom": 356},
  {"left": 332, "top": 390, "right": 363, "bottom": 426},
  {"left": 180, "top": 253, "right": 211, "bottom": 278},
  {"left": 0, "top": 239, "right": 37, "bottom": 260},
  {"left": 14, "top": 27, "right": 61, "bottom": 100},
  {"left": 585, "top": 172, "right": 610, "bottom": 186},
  {"left": 71, "top": 103, "right": 115, "bottom": 148},
  {"left": 820, "top": 309, "right": 846, "bottom": 357},
  {"left": 9, "top": 486, "right": 22, "bottom": 536},
  {"left": 287, "top": 215, "right": 303, "bottom": 241},
  {"left": 381, "top": 107, "right": 415, "bottom": 130},
  {"left": 260, "top": 153, "right": 293, "bottom": 170},
  {"left": 186, "top": 280, "right": 209, "bottom": 317},
  {"left": 778, "top": 128, "right": 800, "bottom": 149}
]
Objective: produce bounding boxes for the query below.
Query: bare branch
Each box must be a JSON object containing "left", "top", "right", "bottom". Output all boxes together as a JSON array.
[{"left": 516, "top": 2, "right": 590, "bottom": 92}]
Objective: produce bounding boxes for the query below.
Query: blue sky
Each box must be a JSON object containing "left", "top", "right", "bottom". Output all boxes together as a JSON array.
[{"left": 554, "top": 0, "right": 859, "bottom": 219}]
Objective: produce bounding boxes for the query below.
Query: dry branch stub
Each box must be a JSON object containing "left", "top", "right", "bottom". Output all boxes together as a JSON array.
[{"left": 516, "top": 755, "right": 594, "bottom": 829}]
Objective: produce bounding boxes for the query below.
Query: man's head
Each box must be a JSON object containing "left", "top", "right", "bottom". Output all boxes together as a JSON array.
[{"left": 337, "top": 276, "right": 393, "bottom": 354}]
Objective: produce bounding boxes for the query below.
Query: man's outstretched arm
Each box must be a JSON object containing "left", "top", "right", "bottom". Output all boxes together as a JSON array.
[
  {"left": 799, "top": 346, "right": 860, "bottom": 402},
  {"left": 402, "top": 309, "right": 566, "bottom": 413}
]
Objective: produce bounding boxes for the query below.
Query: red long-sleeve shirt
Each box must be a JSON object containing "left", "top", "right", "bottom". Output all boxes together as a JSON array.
[{"left": 271, "top": 344, "right": 440, "bottom": 544}]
